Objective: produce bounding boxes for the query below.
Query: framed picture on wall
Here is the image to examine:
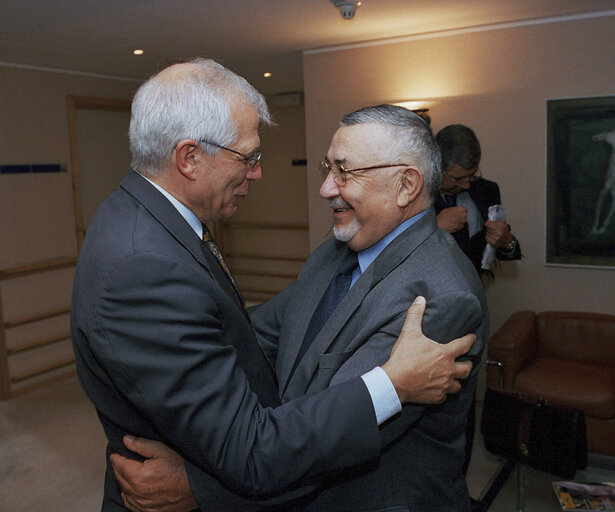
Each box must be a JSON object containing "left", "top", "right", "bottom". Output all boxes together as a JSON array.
[{"left": 546, "top": 95, "right": 615, "bottom": 268}]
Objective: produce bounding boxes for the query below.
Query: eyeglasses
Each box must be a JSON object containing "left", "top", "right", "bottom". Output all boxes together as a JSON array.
[
  {"left": 319, "top": 160, "right": 409, "bottom": 186},
  {"left": 200, "top": 140, "right": 262, "bottom": 169},
  {"left": 443, "top": 167, "right": 482, "bottom": 184}
]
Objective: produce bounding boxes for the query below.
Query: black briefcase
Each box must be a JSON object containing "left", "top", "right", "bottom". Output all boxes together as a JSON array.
[{"left": 480, "top": 388, "right": 587, "bottom": 479}]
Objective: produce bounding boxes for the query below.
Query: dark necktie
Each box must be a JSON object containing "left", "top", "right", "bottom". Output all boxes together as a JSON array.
[
  {"left": 442, "top": 194, "right": 470, "bottom": 246},
  {"left": 289, "top": 250, "right": 359, "bottom": 379},
  {"left": 443, "top": 194, "right": 457, "bottom": 208},
  {"left": 202, "top": 225, "right": 278, "bottom": 385}
]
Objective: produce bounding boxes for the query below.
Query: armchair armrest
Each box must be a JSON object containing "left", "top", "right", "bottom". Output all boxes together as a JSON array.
[{"left": 487, "top": 311, "right": 538, "bottom": 391}]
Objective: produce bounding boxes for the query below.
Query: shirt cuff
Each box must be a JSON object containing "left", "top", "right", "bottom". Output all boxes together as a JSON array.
[{"left": 361, "top": 367, "right": 402, "bottom": 425}]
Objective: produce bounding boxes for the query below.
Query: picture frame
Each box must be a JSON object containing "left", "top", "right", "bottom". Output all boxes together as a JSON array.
[{"left": 546, "top": 96, "right": 615, "bottom": 268}]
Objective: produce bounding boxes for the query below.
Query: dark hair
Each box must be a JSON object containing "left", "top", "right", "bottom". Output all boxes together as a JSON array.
[{"left": 435, "top": 124, "right": 481, "bottom": 172}]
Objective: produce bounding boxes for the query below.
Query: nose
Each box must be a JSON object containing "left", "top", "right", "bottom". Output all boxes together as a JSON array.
[
  {"left": 246, "top": 162, "right": 262, "bottom": 181},
  {"left": 319, "top": 171, "right": 340, "bottom": 199},
  {"left": 459, "top": 180, "right": 471, "bottom": 191}
]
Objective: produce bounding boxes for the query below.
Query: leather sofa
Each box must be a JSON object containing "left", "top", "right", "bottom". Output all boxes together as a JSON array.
[{"left": 486, "top": 311, "right": 615, "bottom": 456}]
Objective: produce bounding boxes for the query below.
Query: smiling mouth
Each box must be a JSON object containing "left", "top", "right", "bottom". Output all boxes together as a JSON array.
[
  {"left": 329, "top": 198, "right": 352, "bottom": 214},
  {"left": 333, "top": 206, "right": 352, "bottom": 213}
]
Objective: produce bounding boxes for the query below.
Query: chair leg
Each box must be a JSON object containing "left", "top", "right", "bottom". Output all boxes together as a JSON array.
[
  {"left": 475, "top": 459, "right": 516, "bottom": 511},
  {"left": 516, "top": 464, "right": 526, "bottom": 512}
]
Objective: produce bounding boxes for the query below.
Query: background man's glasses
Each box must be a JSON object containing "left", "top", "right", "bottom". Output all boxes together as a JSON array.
[
  {"left": 201, "top": 140, "right": 262, "bottom": 168},
  {"left": 443, "top": 168, "right": 482, "bottom": 184},
  {"left": 319, "top": 160, "right": 408, "bottom": 186}
]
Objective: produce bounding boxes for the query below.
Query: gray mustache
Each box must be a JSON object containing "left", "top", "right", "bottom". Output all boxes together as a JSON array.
[{"left": 329, "top": 198, "right": 351, "bottom": 209}]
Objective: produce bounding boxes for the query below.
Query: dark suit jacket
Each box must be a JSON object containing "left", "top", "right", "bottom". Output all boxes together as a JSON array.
[
  {"left": 433, "top": 178, "right": 521, "bottom": 273},
  {"left": 70, "top": 170, "right": 383, "bottom": 511},
  {"left": 251, "top": 209, "right": 489, "bottom": 512}
]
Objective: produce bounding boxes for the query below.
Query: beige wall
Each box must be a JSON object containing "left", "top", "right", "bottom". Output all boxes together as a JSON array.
[
  {"left": 303, "top": 15, "right": 615, "bottom": 332},
  {"left": 0, "top": 66, "right": 137, "bottom": 268},
  {"left": 0, "top": 65, "right": 137, "bottom": 393},
  {"left": 227, "top": 102, "right": 310, "bottom": 302}
]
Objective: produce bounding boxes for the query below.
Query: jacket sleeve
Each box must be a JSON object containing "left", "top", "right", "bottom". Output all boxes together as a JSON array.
[
  {"left": 329, "top": 291, "right": 486, "bottom": 448},
  {"left": 94, "top": 251, "right": 380, "bottom": 498},
  {"left": 249, "top": 280, "right": 298, "bottom": 365}
]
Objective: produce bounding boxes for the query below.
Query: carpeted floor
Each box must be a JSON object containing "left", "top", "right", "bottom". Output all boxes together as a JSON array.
[{"left": 1, "top": 376, "right": 613, "bottom": 511}]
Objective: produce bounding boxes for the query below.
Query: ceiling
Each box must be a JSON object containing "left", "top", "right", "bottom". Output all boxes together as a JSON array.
[{"left": 1, "top": 0, "right": 614, "bottom": 94}]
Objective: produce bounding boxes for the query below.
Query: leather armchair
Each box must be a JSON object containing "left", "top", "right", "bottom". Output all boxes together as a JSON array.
[{"left": 486, "top": 311, "right": 615, "bottom": 456}]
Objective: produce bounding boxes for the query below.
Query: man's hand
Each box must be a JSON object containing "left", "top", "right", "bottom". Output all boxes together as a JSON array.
[
  {"left": 484, "top": 220, "right": 513, "bottom": 248},
  {"left": 110, "top": 436, "right": 196, "bottom": 512},
  {"left": 436, "top": 206, "right": 468, "bottom": 233},
  {"left": 381, "top": 296, "right": 475, "bottom": 404}
]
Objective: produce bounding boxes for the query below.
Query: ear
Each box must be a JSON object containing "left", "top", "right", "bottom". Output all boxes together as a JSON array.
[
  {"left": 174, "top": 140, "right": 201, "bottom": 180},
  {"left": 397, "top": 167, "right": 424, "bottom": 208}
]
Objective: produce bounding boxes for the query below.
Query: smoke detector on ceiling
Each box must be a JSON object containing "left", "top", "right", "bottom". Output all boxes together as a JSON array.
[{"left": 330, "top": 1, "right": 361, "bottom": 20}]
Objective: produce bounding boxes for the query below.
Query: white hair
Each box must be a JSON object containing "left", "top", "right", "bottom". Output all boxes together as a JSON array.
[{"left": 129, "top": 58, "right": 271, "bottom": 176}]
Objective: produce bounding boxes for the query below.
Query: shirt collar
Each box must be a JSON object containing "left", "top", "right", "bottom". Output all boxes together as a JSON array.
[
  {"left": 352, "top": 208, "right": 429, "bottom": 285},
  {"left": 139, "top": 173, "right": 203, "bottom": 238}
]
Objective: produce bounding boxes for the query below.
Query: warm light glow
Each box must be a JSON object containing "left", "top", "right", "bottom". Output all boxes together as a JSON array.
[
  {"left": 133, "top": 49, "right": 144, "bottom": 56},
  {"left": 393, "top": 101, "right": 430, "bottom": 111},
  {"left": 263, "top": 72, "right": 272, "bottom": 78}
]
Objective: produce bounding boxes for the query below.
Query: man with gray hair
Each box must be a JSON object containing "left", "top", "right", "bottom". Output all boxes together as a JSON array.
[
  {"left": 71, "top": 60, "right": 476, "bottom": 511},
  {"left": 109, "top": 103, "right": 488, "bottom": 511}
]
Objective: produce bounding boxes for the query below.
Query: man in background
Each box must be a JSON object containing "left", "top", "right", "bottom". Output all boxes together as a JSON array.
[
  {"left": 111, "top": 105, "right": 488, "bottom": 511},
  {"left": 434, "top": 124, "right": 522, "bottom": 480},
  {"left": 71, "top": 59, "right": 476, "bottom": 512},
  {"left": 434, "top": 124, "right": 521, "bottom": 275}
]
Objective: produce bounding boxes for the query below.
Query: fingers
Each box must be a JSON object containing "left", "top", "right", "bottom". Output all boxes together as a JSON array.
[
  {"left": 121, "top": 491, "right": 145, "bottom": 512},
  {"left": 452, "top": 360, "right": 473, "bottom": 380},
  {"left": 447, "top": 333, "right": 476, "bottom": 359},
  {"left": 399, "top": 296, "right": 426, "bottom": 337},
  {"left": 110, "top": 454, "right": 141, "bottom": 492},
  {"left": 123, "top": 435, "right": 169, "bottom": 459},
  {"left": 445, "top": 378, "right": 462, "bottom": 396}
]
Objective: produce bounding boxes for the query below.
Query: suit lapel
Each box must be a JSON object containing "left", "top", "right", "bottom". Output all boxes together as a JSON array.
[
  {"left": 119, "top": 170, "right": 241, "bottom": 309},
  {"left": 277, "top": 247, "right": 348, "bottom": 392},
  {"left": 283, "top": 209, "right": 439, "bottom": 398}
]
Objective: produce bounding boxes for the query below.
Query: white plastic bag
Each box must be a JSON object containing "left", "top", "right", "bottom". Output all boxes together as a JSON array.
[{"left": 481, "top": 204, "right": 506, "bottom": 270}]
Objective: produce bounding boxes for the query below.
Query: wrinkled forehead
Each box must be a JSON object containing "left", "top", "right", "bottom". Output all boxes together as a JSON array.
[{"left": 327, "top": 123, "right": 391, "bottom": 164}]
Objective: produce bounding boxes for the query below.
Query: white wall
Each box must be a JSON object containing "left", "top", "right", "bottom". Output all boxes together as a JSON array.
[{"left": 303, "top": 14, "right": 615, "bottom": 332}]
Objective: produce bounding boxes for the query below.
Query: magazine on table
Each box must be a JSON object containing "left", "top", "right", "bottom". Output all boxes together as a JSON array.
[{"left": 553, "top": 481, "right": 615, "bottom": 510}]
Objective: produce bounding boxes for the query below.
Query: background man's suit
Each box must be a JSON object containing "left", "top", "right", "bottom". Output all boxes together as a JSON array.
[
  {"left": 71, "top": 170, "right": 385, "bottom": 511},
  {"left": 434, "top": 177, "right": 521, "bottom": 273},
  {"left": 251, "top": 208, "right": 489, "bottom": 512}
]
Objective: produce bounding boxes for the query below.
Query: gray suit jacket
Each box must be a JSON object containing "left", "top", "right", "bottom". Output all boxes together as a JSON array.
[
  {"left": 70, "top": 170, "right": 383, "bottom": 511},
  {"left": 251, "top": 209, "right": 489, "bottom": 512}
]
